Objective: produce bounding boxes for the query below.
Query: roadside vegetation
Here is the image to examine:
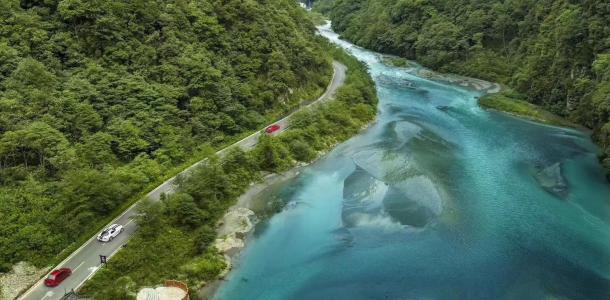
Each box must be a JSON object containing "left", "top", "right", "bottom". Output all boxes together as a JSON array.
[
  {"left": 479, "top": 89, "right": 575, "bottom": 128},
  {"left": 80, "top": 48, "right": 378, "bottom": 299},
  {"left": 307, "top": 11, "right": 329, "bottom": 26},
  {"left": 315, "top": 0, "right": 610, "bottom": 178},
  {"left": 382, "top": 56, "right": 412, "bottom": 68},
  {"left": 0, "top": 0, "right": 332, "bottom": 272}
]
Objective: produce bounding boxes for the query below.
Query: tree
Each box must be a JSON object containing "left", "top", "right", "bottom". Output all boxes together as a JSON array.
[
  {"left": 324, "top": 0, "right": 610, "bottom": 177},
  {"left": 593, "top": 54, "right": 610, "bottom": 80},
  {"left": 0, "top": 122, "right": 68, "bottom": 170},
  {"left": 0, "top": 0, "right": 334, "bottom": 272},
  {"left": 77, "top": 132, "right": 117, "bottom": 168},
  {"left": 253, "top": 135, "right": 294, "bottom": 172},
  {"left": 168, "top": 193, "right": 205, "bottom": 229},
  {"left": 222, "top": 147, "right": 260, "bottom": 186},
  {"left": 179, "top": 159, "right": 232, "bottom": 211},
  {"left": 0, "top": 42, "right": 19, "bottom": 81},
  {"left": 4, "top": 58, "right": 57, "bottom": 93},
  {"left": 107, "top": 120, "right": 150, "bottom": 161},
  {"left": 288, "top": 138, "right": 317, "bottom": 162},
  {"left": 415, "top": 17, "right": 466, "bottom": 68},
  {"left": 60, "top": 168, "right": 128, "bottom": 217}
]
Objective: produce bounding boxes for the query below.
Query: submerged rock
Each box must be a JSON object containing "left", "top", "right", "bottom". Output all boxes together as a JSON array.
[
  {"left": 342, "top": 166, "right": 388, "bottom": 227},
  {"left": 392, "top": 121, "right": 422, "bottom": 145},
  {"left": 342, "top": 164, "right": 444, "bottom": 229},
  {"left": 214, "top": 207, "right": 256, "bottom": 255},
  {"left": 217, "top": 207, "right": 255, "bottom": 237},
  {"left": 534, "top": 162, "right": 569, "bottom": 198},
  {"left": 214, "top": 234, "right": 246, "bottom": 253},
  {"left": 383, "top": 175, "right": 444, "bottom": 227},
  {"left": 377, "top": 74, "right": 417, "bottom": 89},
  {"left": 352, "top": 149, "right": 416, "bottom": 183},
  {"left": 436, "top": 105, "right": 451, "bottom": 112}
]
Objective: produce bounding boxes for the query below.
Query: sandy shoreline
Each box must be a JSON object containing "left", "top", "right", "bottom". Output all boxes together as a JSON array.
[
  {"left": 378, "top": 54, "right": 501, "bottom": 94},
  {"left": 199, "top": 161, "right": 311, "bottom": 299},
  {"left": 196, "top": 56, "right": 502, "bottom": 300},
  {"left": 415, "top": 68, "right": 501, "bottom": 94},
  {"left": 199, "top": 122, "right": 373, "bottom": 299}
]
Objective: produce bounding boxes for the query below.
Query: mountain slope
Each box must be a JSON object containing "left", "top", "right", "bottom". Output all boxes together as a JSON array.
[
  {"left": 317, "top": 0, "right": 610, "bottom": 176},
  {"left": 0, "top": 0, "right": 332, "bottom": 270}
]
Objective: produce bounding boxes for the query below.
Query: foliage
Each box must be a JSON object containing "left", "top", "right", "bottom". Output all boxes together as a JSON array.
[
  {"left": 308, "top": 11, "right": 329, "bottom": 26},
  {"left": 382, "top": 56, "right": 412, "bottom": 68},
  {"left": 253, "top": 135, "right": 294, "bottom": 172},
  {"left": 0, "top": 0, "right": 333, "bottom": 268},
  {"left": 479, "top": 91, "right": 575, "bottom": 128},
  {"left": 317, "top": 0, "right": 610, "bottom": 177},
  {"left": 81, "top": 47, "right": 378, "bottom": 299}
]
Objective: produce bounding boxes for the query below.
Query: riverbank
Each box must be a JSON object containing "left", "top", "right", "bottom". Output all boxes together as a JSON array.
[
  {"left": 213, "top": 21, "right": 610, "bottom": 300},
  {"left": 416, "top": 68, "right": 501, "bottom": 94},
  {"left": 196, "top": 47, "right": 381, "bottom": 300},
  {"left": 213, "top": 166, "right": 307, "bottom": 266},
  {"left": 199, "top": 162, "right": 310, "bottom": 299},
  {"left": 78, "top": 45, "right": 378, "bottom": 299},
  {"left": 201, "top": 119, "right": 374, "bottom": 298},
  {"left": 399, "top": 56, "right": 574, "bottom": 129},
  {"left": 478, "top": 89, "right": 577, "bottom": 128}
]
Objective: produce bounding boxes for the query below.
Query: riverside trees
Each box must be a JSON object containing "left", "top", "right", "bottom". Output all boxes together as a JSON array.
[
  {"left": 317, "top": 0, "right": 610, "bottom": 177},
  {"left": 80, "top": 48, "right": 378, "bottom": 298},
  {"left": 0, "top": 0, "right": 332, "bottom": 270}
]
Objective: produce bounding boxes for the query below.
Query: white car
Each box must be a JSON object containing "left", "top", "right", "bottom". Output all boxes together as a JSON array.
[{"left": 97, "top": 224, "right": 124, "bottom": 242}]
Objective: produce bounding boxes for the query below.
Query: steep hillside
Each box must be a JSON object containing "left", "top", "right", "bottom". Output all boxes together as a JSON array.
[
  {"left": 0, "top": 0, "right": 332, "bottom": 270},
  {"left": 317, "top": 0, "right": 610, "bottom": 176},
  {"left": 80, "top": 48, "right": 378, "bottom": 299}
]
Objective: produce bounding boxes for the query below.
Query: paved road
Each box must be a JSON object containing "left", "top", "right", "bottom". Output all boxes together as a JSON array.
[{"left": 18, "top": 61, "right": 346, "bottom": 300}]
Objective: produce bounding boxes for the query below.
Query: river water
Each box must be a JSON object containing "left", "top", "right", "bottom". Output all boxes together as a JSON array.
[{"left": 214, "top": 25, "right": 610, "bottom": 300}]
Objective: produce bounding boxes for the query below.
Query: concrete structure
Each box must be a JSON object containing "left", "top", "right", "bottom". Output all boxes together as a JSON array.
[{"left": 137, "top": 280, "right": 189, "bottom": 300}]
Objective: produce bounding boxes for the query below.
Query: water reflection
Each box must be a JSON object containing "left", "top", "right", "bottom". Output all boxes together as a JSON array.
[{"left": 214, "top": 25, "right": 610, "bottom": 300}]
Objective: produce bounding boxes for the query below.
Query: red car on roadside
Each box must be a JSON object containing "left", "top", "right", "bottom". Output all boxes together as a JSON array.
[
  {"left": 44, "top": 268, "right": 71, "bottom": 287},
  {"left": 265, "top": 124, "right": 281, "bottom": 134}
]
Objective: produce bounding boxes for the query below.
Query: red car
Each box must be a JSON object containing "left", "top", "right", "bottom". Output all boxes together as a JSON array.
[
  {"left": 265, "top": 124, "right": 281, "bottom": 134},
  {"left": 44, "top": 268, "right": 71, "bottom": 287}
]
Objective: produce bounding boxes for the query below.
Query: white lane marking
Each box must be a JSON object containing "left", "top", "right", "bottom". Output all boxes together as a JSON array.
[
  {"left": 74, "top": 267, "right": 99, "bottom": 292},
  {"left": 125, "top": 219, "right": 134, "bottom": 226},
  {"left": 19, "top": 280, "right": 43, "bottom": 300},
  {"left": 72, "top": 261, "right": 85, "bottom": 272},
  {"left": 18, "top": 62, "right": 345, "bottom": 300},
  {"left": 109, "top": 243, "right": 125, "bottom": 258},
  {"left": 41, "top": 291, "right": 54, "bottom": 300}
]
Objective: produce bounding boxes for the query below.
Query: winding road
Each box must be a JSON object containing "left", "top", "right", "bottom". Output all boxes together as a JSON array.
[{"left": 18, "top": 61, "right": 346, "bottom": 300}]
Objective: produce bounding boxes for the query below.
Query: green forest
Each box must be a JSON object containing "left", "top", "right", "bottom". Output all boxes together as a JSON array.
[
  {"left": 80, "top": 48, "right": 377, "bottom": 299},
  {"left": 316, "top": 0, "right": 610, "bottom": 176},
  {"left": 0, "top": 0, "right": 333, "bottom": 271}
]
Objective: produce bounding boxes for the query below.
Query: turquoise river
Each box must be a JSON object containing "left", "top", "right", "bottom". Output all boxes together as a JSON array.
[{"left": 213, "top": 25, "right": 610, "bottom": 300}]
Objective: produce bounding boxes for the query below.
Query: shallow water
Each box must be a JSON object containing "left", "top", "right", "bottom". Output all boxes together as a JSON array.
[{"left": 214, "top": 26, "right": 610, "bottom": 300}]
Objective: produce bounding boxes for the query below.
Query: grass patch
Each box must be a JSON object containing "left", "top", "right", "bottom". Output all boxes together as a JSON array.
[
  {"left": 382, "top": 56, "right": 413, "bottom": 68},
  {"left": 308, "top": 11, "right": 328, "bottom": 26},
  {"left": 479, "top": 89, "right": 575, "bottom": 128}
]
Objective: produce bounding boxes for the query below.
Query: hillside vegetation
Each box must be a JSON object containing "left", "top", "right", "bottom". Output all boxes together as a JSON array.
[
  {"left": 479, "top": 89, "right": 576, "bottom": 128},
  {"left": 80, "top": 47, "right": 378, "bottom": 299},
  {"left": 0, "top": 0, "right": 332, "bottom": 270},
  {"left": 316, "top": 0, "right": 610, "bottom": 176}
]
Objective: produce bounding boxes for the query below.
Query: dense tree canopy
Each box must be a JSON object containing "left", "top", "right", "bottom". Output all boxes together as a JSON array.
[
  {"left": 0, "top": 0, "right": 333, "bottom": 270},
  {"left": 80, "top": 48, "right": 378, "bottom": 298},
  {"left": 317, "top": 0, "right": 610, "bottom": 176}
]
